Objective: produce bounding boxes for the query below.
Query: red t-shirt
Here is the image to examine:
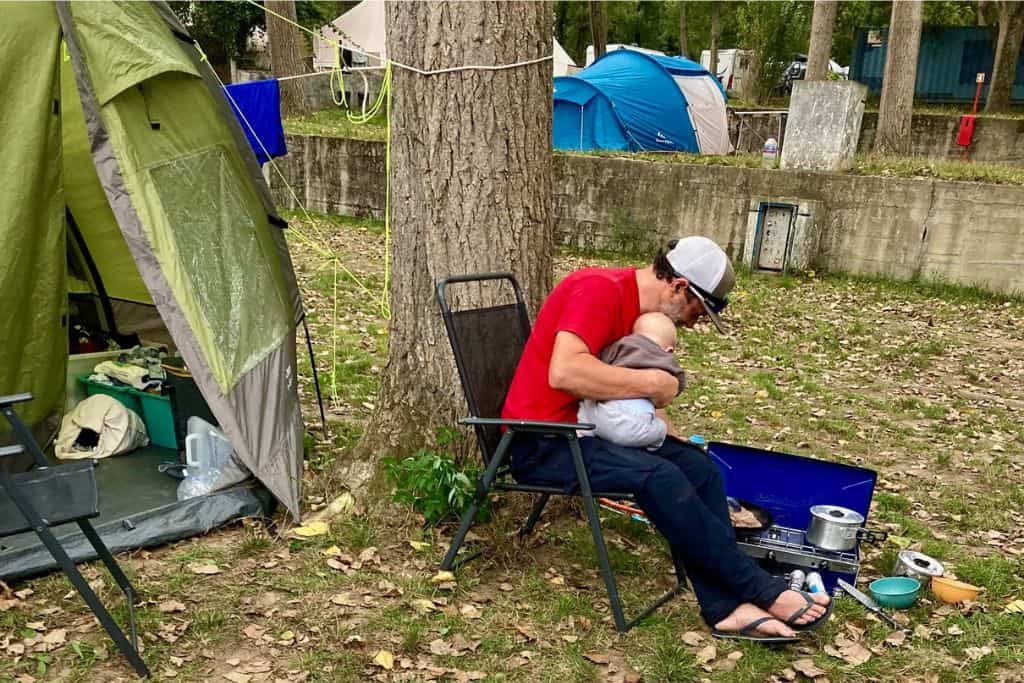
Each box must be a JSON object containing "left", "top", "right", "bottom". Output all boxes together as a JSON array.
[{"left": 502, "top": 267, "right": 641, "bottom": 424}]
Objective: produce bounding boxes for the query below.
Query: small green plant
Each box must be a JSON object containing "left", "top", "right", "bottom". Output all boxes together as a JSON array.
[{"left": 382, "top": 427, "right": 487, "bottom": 525}]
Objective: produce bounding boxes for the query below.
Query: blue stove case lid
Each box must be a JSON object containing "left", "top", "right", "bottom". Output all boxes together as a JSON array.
[{"left": 708, "top": 441, "right": 878, "bottom": 531}]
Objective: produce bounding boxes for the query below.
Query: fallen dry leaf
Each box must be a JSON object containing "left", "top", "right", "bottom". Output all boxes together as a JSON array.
[
  {"left": 695, "top": 644, "right": 717, "bottom": 664},
  {"left": 965, "top": 646, "right": 992, "bottom": 661},
  {"left": 291, "top": 521, "right": 329, "bottom": 538},
  {"left": 242, "top": 624, "right": 267, "bottom": 640},
  {"left": 837, "top": 639, "right": 871, "bottom": 666},
  {"left": 884, "top": 630, "right": 907, "bottom": 647},
  {"left": 682, "top": 631, "right": 703, "bottom": 646},
  {"left": 946, "top": 624, "right": 964, "bottom": 636},
  {"left": 410, "top": 599, "right": 436, "bottom": 614},
  {"left": 187, "top": 563, "right": 221, "bottom": 576},
  {"left": 428, "top": 639, "right": 452, "bottom": 656},
  {"left": 431, "top": 570, "right": 456, "bottom": 584},
  {"left": 583, "top": 652, "right": 610, "bottom": 664},
  {"left": 158, "top": 600, "right": 187, "bottom": 614},
  {"left": 373, "top": 649, "right": 394, "bottom": 669},
  {"left": 223, "top": 673, "right": 251, "bottom": 683},
  {"left": 792, "top": 658, "right": 826, "bottom": 679},
  {"left": 460, "top": 603, "right": 482, "bottom": 620},
  {"left": 408, "top": 541, "right": 431, "bottom": 551}
]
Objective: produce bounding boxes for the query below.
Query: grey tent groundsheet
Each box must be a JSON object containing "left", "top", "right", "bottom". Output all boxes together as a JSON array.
[{"left": 0, "top": 447, "right": 272, "bottom": 581}]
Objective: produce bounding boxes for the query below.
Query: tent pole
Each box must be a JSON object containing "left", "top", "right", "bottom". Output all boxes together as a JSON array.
[{"left": 301, "top": 314, "right": 328, "bottom": 436}]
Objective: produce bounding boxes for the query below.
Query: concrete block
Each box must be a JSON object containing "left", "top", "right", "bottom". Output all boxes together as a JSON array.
[{"left": 781, "top": 81, "right": 867, "bottom": 172}]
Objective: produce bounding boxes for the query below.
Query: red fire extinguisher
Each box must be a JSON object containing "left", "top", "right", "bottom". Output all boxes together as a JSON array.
[{"left": 958, "top": 73, "right": 985, "bottom": 159}]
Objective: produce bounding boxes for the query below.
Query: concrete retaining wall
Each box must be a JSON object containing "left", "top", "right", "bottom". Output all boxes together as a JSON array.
[
  {"left": 270, "top": 135, "right": 1024, "bottom": 296},
  {"left": 732, "top": 110, "right": 1024, "bottom": 165}
]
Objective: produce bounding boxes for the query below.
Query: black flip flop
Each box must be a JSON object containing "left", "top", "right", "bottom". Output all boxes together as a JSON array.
[
  {"left": 712, "top": 616, "right": 800, "bottom": 643},
  {"left": 785, "top": 590, "right": 834, "bottom": 632}
]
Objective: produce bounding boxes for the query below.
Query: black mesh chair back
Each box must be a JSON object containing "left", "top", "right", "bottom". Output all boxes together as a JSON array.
[{"left": 436, "top": 274, "right": 531, "bottom": 466}]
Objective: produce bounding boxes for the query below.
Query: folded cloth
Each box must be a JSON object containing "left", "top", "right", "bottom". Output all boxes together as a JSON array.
[
  {"left": 223, "top": 79, "right": 287, "bottom": 166},
  {"left": 93, "top": 360, "right": 160, "bottom": 391}
]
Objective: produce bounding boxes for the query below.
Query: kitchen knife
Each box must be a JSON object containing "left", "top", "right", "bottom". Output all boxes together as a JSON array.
[{"left": 836, "top": 578, "right": 907, "bottom": 632}]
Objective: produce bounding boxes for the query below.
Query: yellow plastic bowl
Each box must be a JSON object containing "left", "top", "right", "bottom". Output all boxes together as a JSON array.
[{"left": 931, "top": 576, "right": 980, "bottom": 603}]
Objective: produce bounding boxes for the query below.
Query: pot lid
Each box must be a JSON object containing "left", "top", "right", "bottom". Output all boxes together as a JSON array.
[
  {"left": 897, "top": 550, "right": 945, "bottom": 577},
  {"left": 809, "top": 504, "right": 864, "bottom": 525}
]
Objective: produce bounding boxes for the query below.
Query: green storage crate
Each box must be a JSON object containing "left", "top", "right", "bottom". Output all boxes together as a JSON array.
[{"left": 78, "top": 375, "right": 178, "bottom": 450}]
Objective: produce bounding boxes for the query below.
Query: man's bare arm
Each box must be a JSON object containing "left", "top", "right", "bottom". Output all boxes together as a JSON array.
[{"left": 548, "top": 331, "right": 678, "bottom": 407}]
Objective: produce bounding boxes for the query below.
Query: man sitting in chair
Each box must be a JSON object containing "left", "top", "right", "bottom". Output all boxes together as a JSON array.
[{"left": 501, "top": 236, "right": 831, "bottom": 642}]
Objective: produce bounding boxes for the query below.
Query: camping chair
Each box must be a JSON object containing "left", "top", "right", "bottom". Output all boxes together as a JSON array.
[
  {"left": 436, "top": 273, "right": 687, "bottom": 633},
  {"left": 0, "top": 393, "right": 149, "bottom": 678}
]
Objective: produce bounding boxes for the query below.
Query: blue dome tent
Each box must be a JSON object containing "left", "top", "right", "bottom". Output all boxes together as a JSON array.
[{"left": 553, "top": 50, "right": 731, "bottom": 154}]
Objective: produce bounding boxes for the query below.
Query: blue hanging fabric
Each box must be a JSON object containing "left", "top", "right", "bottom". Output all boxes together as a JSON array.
[{"left": 223, "top": 79, "right": 287, "bottom": 166}]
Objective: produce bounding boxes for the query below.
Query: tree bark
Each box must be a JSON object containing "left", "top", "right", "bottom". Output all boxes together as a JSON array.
[
  {"left": 874, "top": 0, "right": 922, "bottom": 155},
  {"left": 678, "top": 1, "right": 689, "bottom": 58},
  {"left": 710, "top": 2, "right": 720, "bottom": 82},
  {"left": 590, "top": 1, "right": 607, "bottom": 61},
  {"left": 265, "top": 0, "right": 308, "bottom": 117},
  {"left": 985, "top": 1, "right": 1024, "bottom": 113},
  {"left": 350, "top": 1, "right": 554, "bottom": 486},
  {"left": 806, "top": 0, "right": 837, "bottom": 81}
]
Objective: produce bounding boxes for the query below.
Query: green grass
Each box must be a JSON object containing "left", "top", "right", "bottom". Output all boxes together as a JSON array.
[
  {"left": 6, "top": 213, "right": 1024, "bottom": 683},
  {"left": 283, "top": 107, "right": 387, "bottom": 141},
  {"left": 851, "top": 154, "right": 1024, "bottom": 186}
]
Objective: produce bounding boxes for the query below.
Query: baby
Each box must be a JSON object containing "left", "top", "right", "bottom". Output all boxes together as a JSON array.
[{"left": 577, "top": 312, "right": 686, "bottom": 449}]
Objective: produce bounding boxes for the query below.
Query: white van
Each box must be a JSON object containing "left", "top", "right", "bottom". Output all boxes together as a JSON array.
[
  {"left": 585, "top": 43, "right": 666, "bottom": 67},
  {"left": 700, "top": 48, "right": 752, "bottom": 94}
]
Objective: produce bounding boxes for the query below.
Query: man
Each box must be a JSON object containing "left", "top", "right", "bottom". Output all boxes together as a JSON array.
[{"left": 502, "top": 236, "right": 831, "bottom": 641}]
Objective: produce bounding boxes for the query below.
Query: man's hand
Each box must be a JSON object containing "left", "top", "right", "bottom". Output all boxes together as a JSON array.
[{"left": 646, "top": 370, "right": 680, "bottom": 408}]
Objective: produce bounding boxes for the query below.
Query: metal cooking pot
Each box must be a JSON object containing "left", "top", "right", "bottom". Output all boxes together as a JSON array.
[
  {"left": 805, "top": 505, "right": 887, "bottom": 551},
  {"left": 892, "top": 550, "right": 944, "bottom": 583}
]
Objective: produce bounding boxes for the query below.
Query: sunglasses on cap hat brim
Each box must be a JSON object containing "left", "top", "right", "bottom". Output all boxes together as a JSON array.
[{"left": 686, "top": 284, "right": 729, "bottom": 334}]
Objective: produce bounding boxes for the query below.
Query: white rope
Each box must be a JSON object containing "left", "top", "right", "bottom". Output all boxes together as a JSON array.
[{"left": 389, "top": 54, "right": 552, "bottom": 76}]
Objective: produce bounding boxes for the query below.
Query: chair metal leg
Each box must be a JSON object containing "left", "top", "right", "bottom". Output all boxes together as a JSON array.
[
  {"left": 567, "top": 436, "right": 686, "bottom": 633},
  {"left": 440, "top": 430, "right": 514, "bottom": 571},
  {"left": 77, "top": 520, "right": 141, "bottom": 651},
  {"left": 568, "top": 437, "right": 628, "bottom": 632},
  {"left": 520, "top": 493, "right": 550, "bottom": 536}
]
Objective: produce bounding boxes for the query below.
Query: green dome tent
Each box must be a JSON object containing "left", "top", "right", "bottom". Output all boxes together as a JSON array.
[{"left": 0, "top": 1, "right": 304, "bottom": 578}]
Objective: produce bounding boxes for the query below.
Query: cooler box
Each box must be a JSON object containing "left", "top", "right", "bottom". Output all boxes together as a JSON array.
[{"left": 78, "top": 375, "right": 177, "bottom": 450}]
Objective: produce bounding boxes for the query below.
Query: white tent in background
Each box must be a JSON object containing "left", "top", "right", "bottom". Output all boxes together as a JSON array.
[
  {"left": 314, "top": 0, "right": 576, "bottom": 76},
  {"left": 553, "top": 38, "right": 577, "bottom": 77}
]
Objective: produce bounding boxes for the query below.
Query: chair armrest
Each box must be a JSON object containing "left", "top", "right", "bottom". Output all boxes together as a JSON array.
[
  {"left": 0, "top": 445, "right": 25, "bottom": 458},
  {"left": 459, "top": 417, "right": 595, "bottom": 433},
  {"left": 0, "top": 393, "right": 33, "bottom": 407}
]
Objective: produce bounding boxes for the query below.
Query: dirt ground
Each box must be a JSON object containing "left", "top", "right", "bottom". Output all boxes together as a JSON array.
[{"left": 2, "top": 215, "right": 1022, "bottom": 683}]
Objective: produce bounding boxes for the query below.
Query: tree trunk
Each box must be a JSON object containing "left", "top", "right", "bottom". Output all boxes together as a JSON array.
[
  {"left": 985, "top": 2, "right": 1024, "bottom": 113},
  {"left": 265, "top": 0, "right": 308, "bottom": 117},
  {"left": 874, "top": 0, "right": 922, "bottom": 155},
  {"left": 710, "top": 1, "right": 720, "bottom": 82},
  {"left": 350, "top": 1, "right": 554, "bottom": 486},
  {"left": 678, "top": 1, "right": 689, "bottom": 58},
  {"left": 806, "top": 0, "right": 837, "bottom": 81},
  {"left": 590, "top": 1, "right": 607, "bottom": 61}
]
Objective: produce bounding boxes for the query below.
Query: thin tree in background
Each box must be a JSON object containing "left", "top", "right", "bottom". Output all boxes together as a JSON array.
[
  {"left": 352, "top": 1, "right": 554, "bottom": 481},
  {"left": 678, "top": 1, "right": 689, "bottom": 58},
  {"left": 590, "top": 1, "right": 607, "bottom": 61},
  {"left": 805, "top": 0, "right": 837, "bottom": 81},
  {"left": 709, "top": 1, "right": 720, "bottom": 79},
  {"left": 264, "top": 0, "right": 309, "bottom": 117},
  {"left": 985, "top": 1, "right": 1024, "bottom": 112},
  {"left": 874, "top": 0, "right": 922, "bottom": 155}
]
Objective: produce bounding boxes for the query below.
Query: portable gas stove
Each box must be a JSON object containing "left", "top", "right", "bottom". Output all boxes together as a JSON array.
[
  {"left": 709, "top": 441, "right": 878, "bottom": 593},
  {"left": 736, "top": 524, "right": 861, "bottom": 591}
]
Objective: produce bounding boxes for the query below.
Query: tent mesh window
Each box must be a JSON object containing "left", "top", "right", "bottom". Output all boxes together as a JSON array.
[{"left": 147, "top": 146, "right": 288, "bottom": 391}]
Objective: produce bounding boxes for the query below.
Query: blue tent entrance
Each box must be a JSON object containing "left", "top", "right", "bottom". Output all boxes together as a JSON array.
[{"left": 553, "top": 51, "right": 730, "bottom": 154}]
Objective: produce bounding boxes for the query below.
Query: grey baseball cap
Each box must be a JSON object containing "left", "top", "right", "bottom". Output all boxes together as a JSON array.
[{"left": 665, "top": 236, "right": 735, "bottom": 333}]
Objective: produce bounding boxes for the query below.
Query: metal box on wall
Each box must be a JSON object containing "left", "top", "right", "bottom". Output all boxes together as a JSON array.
[{"left": 744, "top": 199, "right": 820, "bottom": 273}]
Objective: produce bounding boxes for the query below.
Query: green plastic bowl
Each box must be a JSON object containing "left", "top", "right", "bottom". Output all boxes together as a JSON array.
[{"left": 869, "top": 576, "right": 921, "bottom": 609}]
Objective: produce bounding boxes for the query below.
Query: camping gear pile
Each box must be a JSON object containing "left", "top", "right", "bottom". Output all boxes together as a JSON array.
[{"left": 1, "top": 0, "right": 306, "bottom": 587}]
